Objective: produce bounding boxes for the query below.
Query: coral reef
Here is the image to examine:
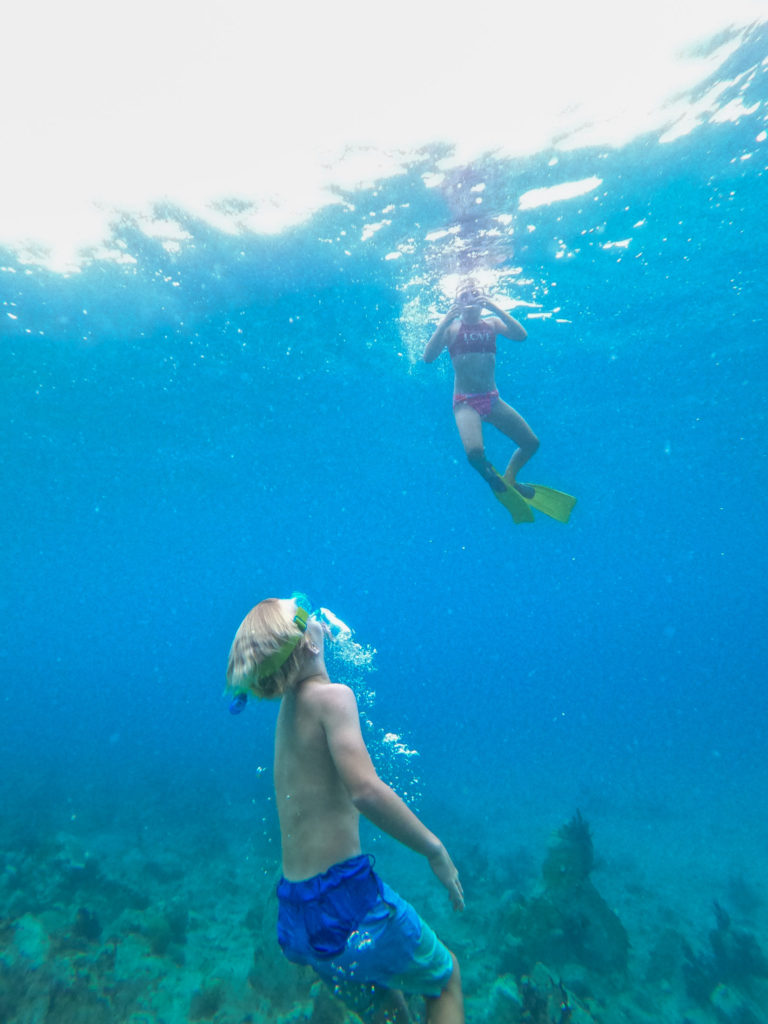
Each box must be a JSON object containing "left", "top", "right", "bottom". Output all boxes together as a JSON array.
[
  {"left": 189, "top": 979, "right": 224, "bottom": 1020},
  {"left": 1, "top": 813, "right": 766, "bottom": 1024},
  {"left": 498, "top": 812, "right": 629, "bottom": 978},
  {"left": 479, "top": 963, "right": 597, "bottom": 1024},
  {"left": 683, "top": 902, "right": 768, "bottom": 1021},
  {"left": 73, "top": 906, "right": 102, "bottom": 942},
  {"left": 541, "top": 811, "right": 595, "bottom": 891}
]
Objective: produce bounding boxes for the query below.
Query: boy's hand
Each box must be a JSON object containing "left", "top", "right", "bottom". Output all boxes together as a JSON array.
[{"left": 428, "top": 845, "right": 465, "bottom": 912}]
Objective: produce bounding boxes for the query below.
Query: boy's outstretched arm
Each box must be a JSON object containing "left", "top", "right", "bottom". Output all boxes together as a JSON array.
[{"left": 318, "top": 683, "right": 465, "bottom": 911}]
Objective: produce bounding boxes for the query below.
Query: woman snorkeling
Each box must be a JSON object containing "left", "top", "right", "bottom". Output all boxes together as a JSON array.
[{"left": 423, "top": 278, "right": 575, "bottom": 525}]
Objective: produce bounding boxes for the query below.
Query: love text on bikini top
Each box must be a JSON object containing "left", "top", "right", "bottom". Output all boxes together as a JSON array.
[{"left": 448, "top": 320, "right": 497, "bottom": 359}]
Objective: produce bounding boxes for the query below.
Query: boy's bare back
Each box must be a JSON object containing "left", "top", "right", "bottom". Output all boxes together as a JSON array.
[{"left": 275, "top": 678, "right": 368, "bottom": 880}]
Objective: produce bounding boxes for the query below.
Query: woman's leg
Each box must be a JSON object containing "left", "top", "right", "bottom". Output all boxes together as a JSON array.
[
  {"left": 453, "top": 403, "right": 505, "bottom": 493},
  {"left": 485, "top": 399, "right": 539, "bottom": 487}
]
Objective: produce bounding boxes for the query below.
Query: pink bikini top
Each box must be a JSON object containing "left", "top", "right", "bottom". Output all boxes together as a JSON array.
[{"left": 448, "top": 320, "right": 497, "bottom": 359}]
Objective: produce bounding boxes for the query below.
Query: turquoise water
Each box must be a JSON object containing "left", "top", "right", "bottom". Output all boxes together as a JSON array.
[{"left": 1, "top": 19, "right": 767, "bottom": 1024}]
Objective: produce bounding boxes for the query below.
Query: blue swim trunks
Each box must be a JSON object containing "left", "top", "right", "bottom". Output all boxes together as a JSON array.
[{"left": 276, "top": 854, "right": 453, "bottom": 1010}]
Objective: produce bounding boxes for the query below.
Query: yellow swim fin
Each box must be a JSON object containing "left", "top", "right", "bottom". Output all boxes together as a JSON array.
[
  {"left": 492, "top": 472, "right": 536, "bottom": 524},
  {"left": 520, "top": 484, "right": 577, "bottom": 524}
]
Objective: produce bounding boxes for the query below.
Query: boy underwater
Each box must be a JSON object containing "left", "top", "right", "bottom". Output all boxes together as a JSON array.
[
  {"left": 423, "top": 278, "right": 576, "bottom": 525},
  {"left": 226, "top": 595, "right": 465, "bottom": 1023}
]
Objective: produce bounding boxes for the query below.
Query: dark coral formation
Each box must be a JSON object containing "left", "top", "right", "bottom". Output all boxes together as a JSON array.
[
  {"left": 541, "top": 811, "right": 595, "bottom": 891},
  {"left": 684, "top": 902, "right": 768, "bottom": 1005},
  {"left": 500, "top": 812, "right": 629, "bottom": 978}
]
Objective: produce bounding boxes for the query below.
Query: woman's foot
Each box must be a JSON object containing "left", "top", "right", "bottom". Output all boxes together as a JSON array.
[{"left": 512, "top": 482, "right": 535, "bottom": 500}]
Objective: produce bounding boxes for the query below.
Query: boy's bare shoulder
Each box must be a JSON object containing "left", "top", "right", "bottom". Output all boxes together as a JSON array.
[{"left": 299, "top": 679, "right": 357, "bottom": 713}]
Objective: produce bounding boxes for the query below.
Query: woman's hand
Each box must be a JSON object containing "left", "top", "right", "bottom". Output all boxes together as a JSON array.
[{"left": 477, "top": 293, "right": 499, "bottom": 313}]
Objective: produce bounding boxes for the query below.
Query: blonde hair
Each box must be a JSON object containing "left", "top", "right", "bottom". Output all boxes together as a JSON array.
[{"left": 226, "top": 598, "right": 310, "bottom": 700}]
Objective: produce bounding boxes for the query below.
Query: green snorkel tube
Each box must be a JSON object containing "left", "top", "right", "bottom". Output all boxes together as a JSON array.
[{"left": 229, "top": 603, "right": 310, "bottom": 714}]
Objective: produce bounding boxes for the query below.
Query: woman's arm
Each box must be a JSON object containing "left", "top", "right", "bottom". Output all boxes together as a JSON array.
[
  {"left": 481, "top": 296, "right": 527, "bottom": 341},
  {"left": 423, "top": 305, "right": 461, "bottom": 362}
]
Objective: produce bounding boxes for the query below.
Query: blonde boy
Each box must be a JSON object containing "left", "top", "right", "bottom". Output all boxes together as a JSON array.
[{"left": 227, "top": 596, "right": 465, "bottom": 1024}]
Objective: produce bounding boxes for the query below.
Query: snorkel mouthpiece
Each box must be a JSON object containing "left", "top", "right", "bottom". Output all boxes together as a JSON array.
[{"left": 315, "top": 606, "right": 351, "bottom": 641}]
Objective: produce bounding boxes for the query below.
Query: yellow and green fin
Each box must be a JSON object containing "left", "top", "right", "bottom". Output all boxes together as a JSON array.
[
  {"left": 492, "top": 474, "right": 535, "bottom": 524},
  {"left": 520, "top": 484, "right": 577, "bottom": 524}
]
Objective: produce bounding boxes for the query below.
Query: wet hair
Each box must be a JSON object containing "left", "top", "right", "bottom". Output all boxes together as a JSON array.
[
  {"left": 455, "top": 277, "right": 480, "bottom": 303},
  {"left": 226, "top": 598, "right": 311, "bottom": 700}
]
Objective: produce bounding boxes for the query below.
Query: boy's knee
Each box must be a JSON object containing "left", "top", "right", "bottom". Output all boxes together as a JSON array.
[
  {"left": 528, "top": 434, "right": 540, "bottom": 456},
  {"left": 435, "top": 951, "right": 461, "bottom": 996},
  {"left": 426, "top": 951, "right": 463, "bottom": 1009},
  {"left": 448, "top": 951, "right": 461, "bottom": 986}
]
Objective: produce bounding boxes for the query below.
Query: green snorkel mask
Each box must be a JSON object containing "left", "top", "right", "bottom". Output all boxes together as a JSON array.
[
  {"left": 229, "top": 600, "right": 309, "bottom": 715},
  {"left": 257, "top": 604, "right": 309, "bottom": 678}
]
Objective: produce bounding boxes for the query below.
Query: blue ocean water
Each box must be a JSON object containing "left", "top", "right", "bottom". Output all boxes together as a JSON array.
[{"left": 1, "top": 20, "right": 767, "bottom": 1024}]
